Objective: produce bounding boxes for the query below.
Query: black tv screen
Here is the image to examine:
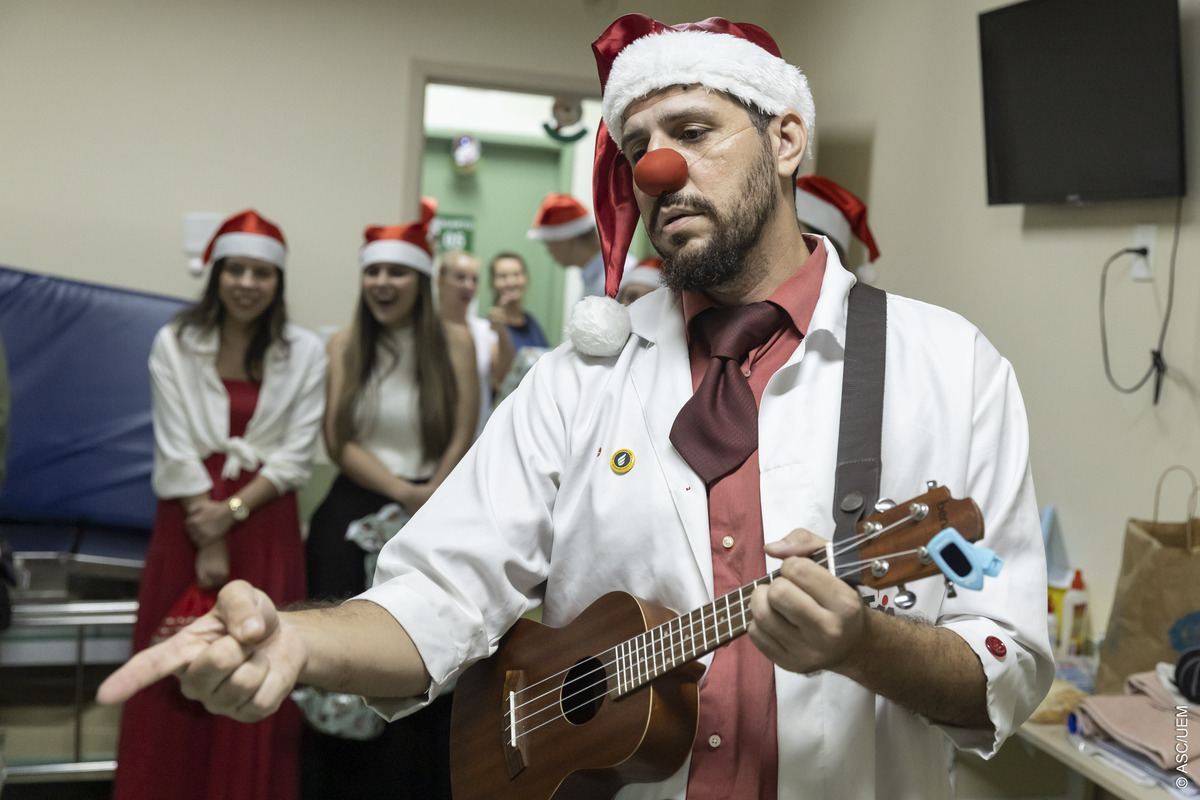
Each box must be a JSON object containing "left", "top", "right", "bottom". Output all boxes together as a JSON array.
[{"left": 979, "top": 0, "right": 1186, "bottom": 205}]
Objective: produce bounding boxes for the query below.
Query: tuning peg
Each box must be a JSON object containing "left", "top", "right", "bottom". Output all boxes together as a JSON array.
[
  {"left": 926, "top": 480, "right": 939, "bottom": 489},
  {"left": 874, "top": 497, "right": 896, "bottom": 513},
  {"left": 893, "top": 584, "right": 917, "bottom": 609}
]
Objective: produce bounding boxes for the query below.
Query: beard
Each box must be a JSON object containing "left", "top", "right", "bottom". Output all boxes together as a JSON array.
[{"left": 654, "top": 140, "right": 778, "bottom": 294}]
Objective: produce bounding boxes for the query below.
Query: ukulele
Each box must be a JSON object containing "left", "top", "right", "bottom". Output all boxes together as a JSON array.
[{"left": 449, "top": 484, "right": 988, "bottom": 800}]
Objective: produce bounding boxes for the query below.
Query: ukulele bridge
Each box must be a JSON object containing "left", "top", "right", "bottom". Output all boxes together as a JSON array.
[{"left": 502, "top": 670, "right": 528, "bottom": 778}]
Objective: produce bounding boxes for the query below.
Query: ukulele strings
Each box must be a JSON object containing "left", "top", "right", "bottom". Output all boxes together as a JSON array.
[
  {"left": 506, "top": 513, "right": 917, "bottom": 731},
  {"left": 508, "top": 546, "right": 929, "bottom": 745},
  {"left": 503, "top": 512, "right": 926, "bottom": 744}
]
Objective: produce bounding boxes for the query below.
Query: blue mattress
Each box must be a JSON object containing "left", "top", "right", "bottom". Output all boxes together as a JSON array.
[{"left": 0, "top": 266, "right": 188, "bottom": 555}]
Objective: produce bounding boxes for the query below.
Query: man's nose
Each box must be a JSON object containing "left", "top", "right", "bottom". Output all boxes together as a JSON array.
[{"left": 634, "top": 147, "right": 688, "bottom": 197}]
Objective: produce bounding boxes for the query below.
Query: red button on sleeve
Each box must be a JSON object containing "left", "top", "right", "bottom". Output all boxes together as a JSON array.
[{"left": 985, "top": 636, "right": 1007, "bottom": 658}]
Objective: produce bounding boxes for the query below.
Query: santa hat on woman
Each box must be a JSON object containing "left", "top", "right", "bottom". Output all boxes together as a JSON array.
[
  {"left": 794, "top": 175, "right": 880, "bottom": 263},
  {"left": 203, "top": 209, "right": 287, "bottom": 270},
  {"left": 359, "top": 198, "right": 438, "bottom": 276},
  {"left": 567, "top": 14, "right": 815, "bottom": 356}
]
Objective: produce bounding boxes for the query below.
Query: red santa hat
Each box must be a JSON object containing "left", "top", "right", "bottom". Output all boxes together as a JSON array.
[
  {"left": 620, "top": 256, "right": 663, "bottom": 289},
  {"left": 203, "top": 209, "right": 287, "bottom": 269},
  {"left": 359, "top": 198, "right": 438, "bottom": 276},
  {"left": 795, "top": 175, "right": 880, "bottom": 262},
  {"left": 527, "top": 193, "right": 596, "bottom": 242},
  {"left": 590, "top": 14, "right": 815, "bottom": 297}
]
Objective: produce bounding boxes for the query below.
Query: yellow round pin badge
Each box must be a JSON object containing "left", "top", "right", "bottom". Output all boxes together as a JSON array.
[{"left": 610, "top": 449, "right": 635, "bottom": 474}]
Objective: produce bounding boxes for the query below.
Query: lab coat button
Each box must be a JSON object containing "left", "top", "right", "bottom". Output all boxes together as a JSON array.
[{"left": 985, "top": 636, "right": 1007, "bottom": 658}]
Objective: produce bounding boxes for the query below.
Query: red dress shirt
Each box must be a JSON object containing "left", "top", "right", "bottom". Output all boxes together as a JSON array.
[{"left": 681, "top": 236, "right": 827, "bottom": 800}]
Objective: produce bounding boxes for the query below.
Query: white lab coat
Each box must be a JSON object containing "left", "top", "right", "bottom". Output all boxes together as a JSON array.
[
  {"left": 363, "top": 242, "right": 1054, "bottom": 799},
  {"left": 149, "top": 322, "right": 326, "bottom": 498}
]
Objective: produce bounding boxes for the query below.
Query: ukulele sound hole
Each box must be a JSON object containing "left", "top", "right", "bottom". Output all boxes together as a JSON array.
[{"left": 561, "top": 657, "right": 606, "bottom": 725}]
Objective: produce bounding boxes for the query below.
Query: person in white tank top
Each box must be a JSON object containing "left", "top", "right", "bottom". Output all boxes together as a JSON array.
[{"left": 300, "top": 205, "right": 478, "bottom": 800}]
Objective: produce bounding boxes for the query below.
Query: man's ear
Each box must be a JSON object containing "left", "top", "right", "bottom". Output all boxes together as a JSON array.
[{"left": 772, "top": 109, "right": 808, "bottom": 180}]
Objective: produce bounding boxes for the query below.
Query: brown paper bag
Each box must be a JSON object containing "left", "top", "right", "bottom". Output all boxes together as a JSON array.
[{"left": 1095, "top": 466, "right": 1200, "bottom": 694}]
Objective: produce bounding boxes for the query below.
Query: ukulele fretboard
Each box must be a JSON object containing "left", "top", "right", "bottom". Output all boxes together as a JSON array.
[{"left": 611, "top": 570, "right": 781, "bottom": 697}]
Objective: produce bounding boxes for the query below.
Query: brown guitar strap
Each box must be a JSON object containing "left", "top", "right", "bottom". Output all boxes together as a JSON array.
[{"left": 830, "top": 281, "right": 887, "bottom": 586}]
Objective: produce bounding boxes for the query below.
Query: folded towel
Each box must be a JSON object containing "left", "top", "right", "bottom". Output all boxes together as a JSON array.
[{"left": 1072, "top": 666, "right": 1198, "bottom": 770}]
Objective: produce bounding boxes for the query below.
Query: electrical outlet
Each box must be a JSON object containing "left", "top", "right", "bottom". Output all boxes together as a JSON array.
[{"left": 1132, "top": 224, "right": 1156, "bottom": 281}]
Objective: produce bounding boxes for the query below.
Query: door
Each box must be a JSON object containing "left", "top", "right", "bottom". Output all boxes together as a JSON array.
[{"left": 422, "top": 132, "right": 573, "bottom": 346}]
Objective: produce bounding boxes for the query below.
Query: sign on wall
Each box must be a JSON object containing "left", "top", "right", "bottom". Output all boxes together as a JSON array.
[{"left": 437, "top": 213, "right": 475, "bottom": 254}]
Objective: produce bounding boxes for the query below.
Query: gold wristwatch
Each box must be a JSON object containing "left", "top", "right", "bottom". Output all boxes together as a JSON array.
[{"left": 227, "top": 496, "right": 249, "bottom": 521}]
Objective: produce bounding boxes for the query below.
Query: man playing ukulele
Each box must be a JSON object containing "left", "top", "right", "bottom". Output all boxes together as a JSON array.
[{"left": 101, "top": 15, "right": 1052, "bottom": 799}]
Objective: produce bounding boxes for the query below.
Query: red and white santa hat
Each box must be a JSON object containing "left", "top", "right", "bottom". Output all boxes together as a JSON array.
[
  {"left": 590, "top": 14, "right": 815, "bottom": 298},
  {"left": 527, "top": 193, "right": 596, "bottom": 242},
  {"left": 359, "top": 198, "right": 438, "bottom": 276},
  {"left": 203, "top": 209, "right": 287, "bottom": 270},
  {"left": 795, "top": 175, "right": 880, "bottom": 262},
  {"left": 620, "top": 256, "right": 663, "bottom": 289}
]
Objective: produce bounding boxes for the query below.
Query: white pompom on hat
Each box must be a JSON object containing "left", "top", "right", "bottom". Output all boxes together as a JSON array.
[{"left": 565, "top": 295, "right": 633, "bottom": 357}]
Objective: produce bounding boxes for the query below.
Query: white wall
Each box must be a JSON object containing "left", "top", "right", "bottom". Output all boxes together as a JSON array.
[
  {"left": 0, "top": 0, "right": 768, "bottom": 330},
  {"left": 2, "top": 0, "right": 1197, "bottom": 634},
  {"left": 771, "top": 0, "right": 1200, "bottom": 633}
]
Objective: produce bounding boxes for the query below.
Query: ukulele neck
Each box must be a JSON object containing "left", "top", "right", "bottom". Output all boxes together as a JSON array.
[{"left": 611, "top": 570, "right": 780, "bottom": 698}]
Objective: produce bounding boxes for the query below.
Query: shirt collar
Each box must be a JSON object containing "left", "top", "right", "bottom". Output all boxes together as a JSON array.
[{"left": 679, "top": 234, "right": 828, "bottom": 340}]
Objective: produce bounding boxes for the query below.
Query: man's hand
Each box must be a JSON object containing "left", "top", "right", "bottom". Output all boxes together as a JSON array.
[
  {"left": 97, "top": 580, "right": 305, "bottom": 723},
  {"left": 754, "top": 530, "right": 993, "bottom": 727},
  {"left": 748, "top": 529, "right": 867, "bottom": 674},
  {"left": 185, "top": 497, "right": 235, "bottom": 547}
]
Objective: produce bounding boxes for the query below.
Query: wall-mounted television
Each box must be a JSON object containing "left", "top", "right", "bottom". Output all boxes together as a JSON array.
[{"left": 978, "top": 0, "right": 1186, "bottom": 205}]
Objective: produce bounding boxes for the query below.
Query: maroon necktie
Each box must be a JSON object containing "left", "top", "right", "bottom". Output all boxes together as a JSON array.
[{"left": 670, "top": 301, "right": 787, "bottom": 487}]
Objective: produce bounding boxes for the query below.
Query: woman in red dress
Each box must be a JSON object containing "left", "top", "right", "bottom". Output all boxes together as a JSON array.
[{"left": 113, "top": 210, "right": 326, "bottom": 800}]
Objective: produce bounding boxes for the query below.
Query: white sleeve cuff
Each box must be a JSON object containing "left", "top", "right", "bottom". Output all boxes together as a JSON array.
[
  {"left": 354, "top": 579, "right": 484, "bottom": 721},
  {"left": 937, "top": 617, "right": 1055, "bottom": 758}
]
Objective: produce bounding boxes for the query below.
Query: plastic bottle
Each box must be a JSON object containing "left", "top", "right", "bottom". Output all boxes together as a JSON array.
[
  {"left": 1047, "top": 596, "right": 1059, "bottom": 653},
  {"left": 1047, "top": 576, "right": 1068, "bottom": 653},
  {"left": 1058, "top": 569, "right": 1089, "bottom": 657}
]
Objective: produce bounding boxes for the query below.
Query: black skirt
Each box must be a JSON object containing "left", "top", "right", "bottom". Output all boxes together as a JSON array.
[
  {"left": 305, "top": 473, "right": 393, "bottom": 601},
  {"left": 302, "top": 473, "right": 452, "bottom": 800}
]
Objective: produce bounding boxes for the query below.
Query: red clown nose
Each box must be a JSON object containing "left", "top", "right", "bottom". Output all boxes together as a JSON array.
[{"left": 633, "top": 149, "right": 688, "bottom": 196}]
